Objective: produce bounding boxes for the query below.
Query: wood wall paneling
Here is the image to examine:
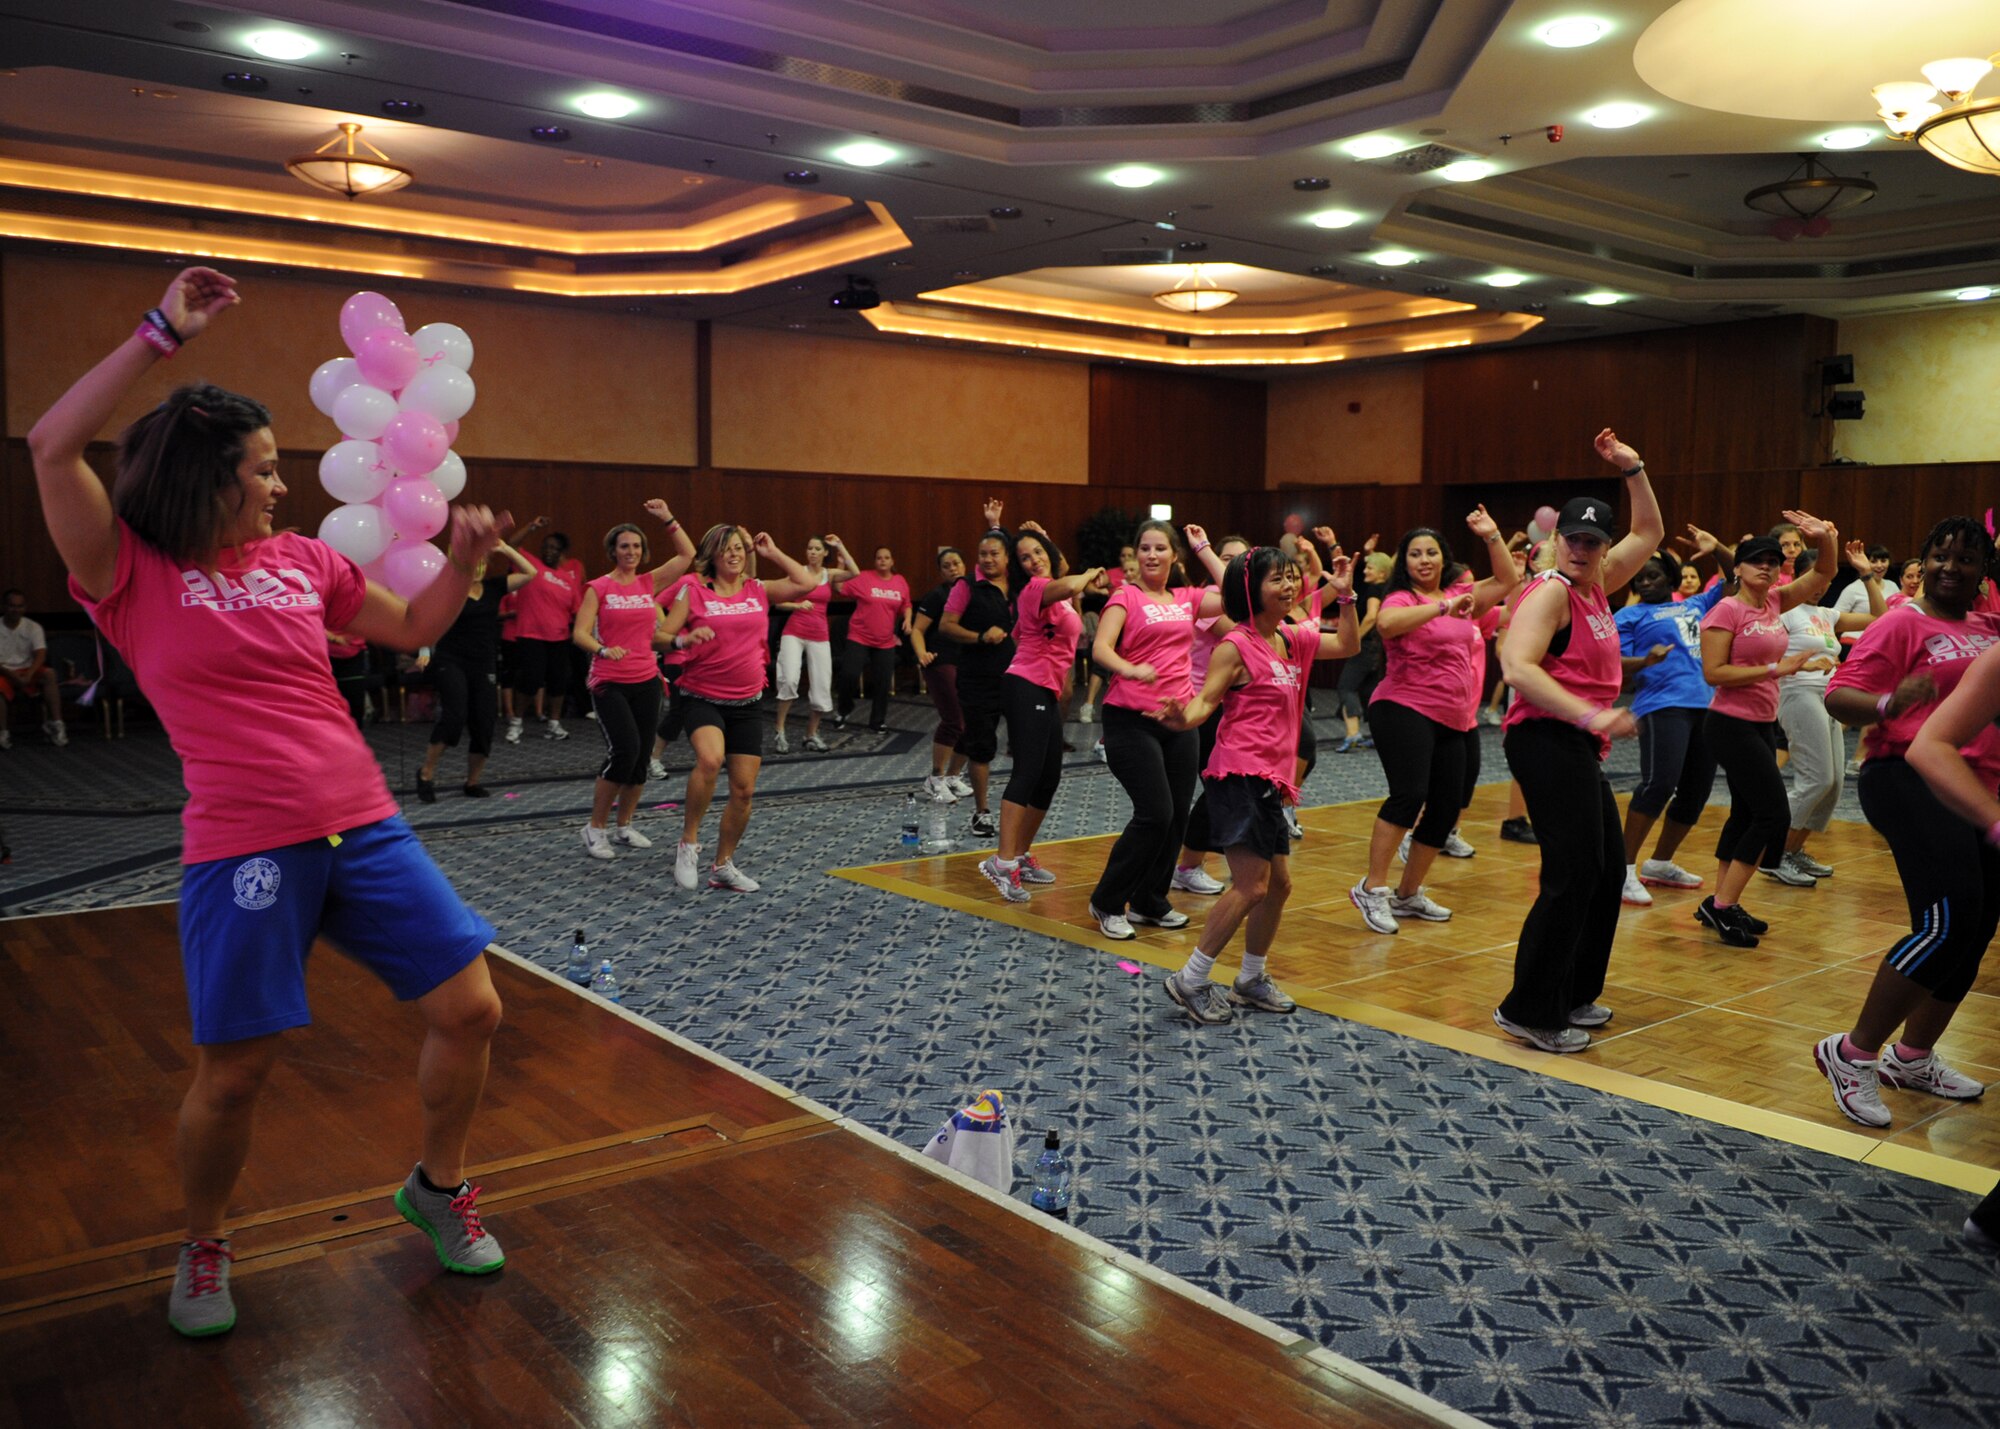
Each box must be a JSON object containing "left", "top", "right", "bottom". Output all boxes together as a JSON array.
[
  {"left": 1088, "top": 365, "right": 1266, "bottom": 490},
  {"left": 1687, "top": 315, "right": 1837, "bottom": 473}
]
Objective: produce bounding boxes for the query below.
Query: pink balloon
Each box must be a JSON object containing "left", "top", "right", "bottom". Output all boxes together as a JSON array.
[
  {"left": 381, "top": 410, "right": 449, "bottom": 477},
  {"left": 382, "top": 540, "right": 445, "bottom": 600},
  {"left": 340, "top": 291, "right": 405, "bottom": 353},
  {"left": 1282, "top": 513, "right": 1305, "bottom": 537},
  {"left": 384, "top": 477, "right": 448, "bottom": 542},
  {"left": 355, "top": 326, "right": 421, "bottom": 392},
  {"left": 443, "top": 419, "right": 460, "bottom": 445},
  {"left": 1535, "top": 505, "right": 1559, "bottom": 532}
]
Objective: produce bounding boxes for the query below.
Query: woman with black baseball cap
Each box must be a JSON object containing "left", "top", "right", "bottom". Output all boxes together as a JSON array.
[
  {"left": 1491, "top": 430, "right": 1662, "bottom": 1053},
  {"left": 1693, "top": 515, "right": 1840, "bottom": 945}
]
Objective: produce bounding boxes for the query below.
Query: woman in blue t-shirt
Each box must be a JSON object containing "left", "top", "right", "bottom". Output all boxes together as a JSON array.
[{"left": 1613, "top": 527, "right": 1736, "bottom": 907}]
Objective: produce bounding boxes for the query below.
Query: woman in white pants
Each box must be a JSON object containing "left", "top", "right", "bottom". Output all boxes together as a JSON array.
[
  {"left": 772, "top": 534, "right": 859, "bottom": 753},
  {"left": 1763, "top": 540, "right": 1885, "bottom": 884}
]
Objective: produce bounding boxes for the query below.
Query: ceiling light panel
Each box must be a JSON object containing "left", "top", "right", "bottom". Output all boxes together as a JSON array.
[
  {"left": 1819, "top": 128, "right": 1875, "bottom": 150},
  {"left": 1578, "top": 291, "right": 1623, "bottom": 306},
  {"left": 832, "top": 141, "right": 896, "bottom": 167},
  {"left": 1105, "top": 165, "right": 1163, "bottom": 188},
  {"left": 244, "top": 30, "right": 318, "bottom": 61},
  {"left": 1437, "top": 160, "right": 1495, "bottom": 182},
  {"left": 1537, "top": 17, "right": 1608, "bottom": 49},
  {"left": 1342, "top": 135, "right": 1411, "bottom": 160},
  {"left": 1583, "top": 103, "right": 1649, "bottom": 129},
  {"left": 1309, "top": 209, "right": 1360, "bottom": 229},
  {"left": 573, "top": 92, "right": 640, "bottom": 119},
  {"left": 1371, "top": 250, "right": 1418, "bottom": 266}
]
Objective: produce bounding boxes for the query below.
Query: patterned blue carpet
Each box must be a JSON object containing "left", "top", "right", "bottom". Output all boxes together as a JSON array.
[{"left": 5, "top": 699, "right": 1991, "bottom": 1429}]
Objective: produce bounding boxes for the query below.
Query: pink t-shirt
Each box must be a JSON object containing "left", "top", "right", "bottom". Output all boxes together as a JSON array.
[
  {"left": 783, "top": 574, "right": 833, "bottom": 642},
  {"left": 1504, "top": 571, "right": 1622, "bottom": 761},
  {"left": 514, "top": 554, "right": 583, "bottom": 642},
  {"left": 1205, "top": 622, "right": 1319, "bottom": 798},
  {"left": 1190, "top": 613, "right": 1226, "bottom": 689},
  {"left": 1700, "top": 593, "right": 1790, "bottom": 722},
  {"left": 675, "top": 578, "right": 771, "bottom": 701},
  {"left": 585, "top": 572, "right": 659, "bottom": 688},
  {"left": 497, "top": 590, "right": 519, "bottom": 643},
  {"left": 1007, "top": 575, "right": 1083, "bottom": 693},
  {"left": 847, "top": 572, "right": 911, "bottom": 650},
  {"left": 1372, "top": 579, "right": 1485, "bottom": 731},
  {"left": 1103, "top": 584, "right": 1203, "bottom": 711},
  {"left": 69, "top": 523, "right": 399, "bottom": 864},
  {"left": 1829, "top": 607, "right": 2000, "bottom": 785}
]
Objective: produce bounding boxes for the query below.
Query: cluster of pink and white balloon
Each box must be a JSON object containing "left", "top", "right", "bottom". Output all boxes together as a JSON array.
[{"left": 311, "top": 291, "right": 476, "bottom": 598}]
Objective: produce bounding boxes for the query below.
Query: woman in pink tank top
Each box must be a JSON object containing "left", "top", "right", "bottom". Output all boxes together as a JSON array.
[
  {"left": 1153, "top": 543, "right": 1361, "bottom": 1024},
  {"left": 1492, "top": 429, "right": 1662, "bottom": 1054}
]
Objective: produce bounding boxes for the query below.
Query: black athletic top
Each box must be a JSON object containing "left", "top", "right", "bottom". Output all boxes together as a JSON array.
[
  {"left": 435, "top": 581, "right": 506, "bottom": 666},
  {"left": 950, "top": 576, "right": 1017, "bottom": 681},
  {"left": 915, "top": 580, "right": 960, "bottom": 669}
]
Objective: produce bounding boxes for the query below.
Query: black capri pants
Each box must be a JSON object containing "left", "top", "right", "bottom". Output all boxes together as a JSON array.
[
  {"left": 1369, "top": 697, "right": 1481, "bottom": 847},
  {"left": 590, "top": 677, "right": 664, "bottom": 786},
  {"left": 1859, "top": 758, "right": 2000, "bottom": 1002},
  {"left": 1182, "top": 707, "right": 1225, "bottom": 853},
  {"left": 927, "top": 664, "right": 965, "bottom": 750},
  {"left": 957, "top": 670, "right": 1005, "bottom": 765},
  {"left": 514, "top": 636, "right": 570, "bottom": 702},
  {"left": 1705, "top": 711, "right": 1788, "bottom": 866},
  {"left": 657, "top": 662, "right": 687, "bottom": 745},
  {"left": 1091, "top": 706, "right": 1198, "bottom": 917},
  {"left": 1000, "top": 673, "right": 1065, "bottom": 811},
  {"left": 1501, "top": 718, "right": 1622, "bottom": 1029},
  {"left": 838, "top": 642, "right": 899, "bottom": 728},
  {"left": 1296, "top": 698, "right": 1319, "bottom": 785},
  {"left": 428, "top": 656, "right": 498, "bottom": 756},
  {"left": 1333, "top": 644, "right": 1381, "bottom": 721},
  {"left": 683, "top": 694, "right": 765, "bottom": 759},
  {"left": 1630, "top": 705, "right": 1717, "bottom": 825}
]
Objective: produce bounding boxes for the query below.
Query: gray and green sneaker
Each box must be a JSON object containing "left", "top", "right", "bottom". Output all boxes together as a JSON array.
[
  {"left": 395, "top": 1167, "right": 505, "bottom": 1274},
  {"left": 168, "top": 1237, "right": 236, "bottom": 1337}
]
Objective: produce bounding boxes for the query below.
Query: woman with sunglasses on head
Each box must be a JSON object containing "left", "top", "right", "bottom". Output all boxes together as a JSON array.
[
  {"left": 1492, "top": 429, "right": 1663, "bottom": 1053},
  {"left": 912, "top": 546, "right": 974, "bottom": 801},
  {"left": 657, "top": 523, "right": 820, "bottom": 892},
  {"left": 1348, "top": 504, "right": 1519, "bottom": 934},
  {"left": 30, "top": 267, "right": 512, "bottom": 1335},
  {"left": 1811, "top": 516, "right": 2000, "bottom": 1130},
  {"left": 772, "top": 533, "right": 860, "bottom": 754},
  {"left": 1691, "top": 511, "right": 1840, "bottom": 944},
  {"left": 940, "top": 502, "right": 1022, "bottom": 839},
  {"left": 975, "top": 522, "right": 1105, "bottom": 903},
  {"left": 1085, "top": 520, "right": 1228, "bottom": 938},
  {"left": 1154, "top": 543, "right": 1361, "bottom": 1022}
]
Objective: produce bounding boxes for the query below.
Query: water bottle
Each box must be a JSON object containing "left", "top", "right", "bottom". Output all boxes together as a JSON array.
[
  {"left": 1029, "top": 1129, "right": 1071, "bottom": 1221},
  {"left": 920, "top": 785, "right": 953, "bottom": 854},
  {"left": 900, "top": 793, "right": 921, "bottom": 849},
  {"left": 565, "top": 928, "right": 592, "bottom": 986},
  {"left": 588, "top": 958, "right": 621, "bottom": 1004}
]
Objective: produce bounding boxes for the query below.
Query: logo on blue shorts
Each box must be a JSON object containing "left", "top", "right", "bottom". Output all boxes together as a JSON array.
[{"left": 232, "top": 857, "right": 282, "bottom": 911}]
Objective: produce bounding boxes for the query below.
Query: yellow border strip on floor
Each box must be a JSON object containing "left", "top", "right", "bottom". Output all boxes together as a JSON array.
[{"left": 832, "top": 811, "right": 1994, "bottom": 1198}]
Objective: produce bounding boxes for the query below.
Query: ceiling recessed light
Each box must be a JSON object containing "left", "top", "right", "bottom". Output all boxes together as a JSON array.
[
  {"left": 1371, "top": 249, "right": 1418, "bottom": 266},
  {"left": 380, "top": 99, "right": 425, "bottom": 118},
  {"left": 1309, "top": 265, "right": 1341, "bottom": 276},
  {"left": 1583, "top": 103, "right": 1649, "bottom": 129},
  {"left": 1537, "top": 17, "right": 1608, "bottom": 48},
  {"left": 1106, "top": 165, "right": 1163, "bottom": 188},
  {"left": 220, "top": 72, "right": 269, "bottom": 93},
  {"left": 1819, "top": 128, "right": 1875, "bottom": 151},
  {"left": 1437, "top": 160, "right": 1496, "bottom": 182},
  {"left": 1293, "top": 177, "right": 1330, "bottom": 191},
  {"left": 1177, "top": 241, "right": 1208, "bottom": 252},
  {"left": 171, "top": 20, "right": 211, "bottom": 33},
  {"left": 1483, "top": 273, "right": 1528, "bottom": 288},
  {"left": 832, "top": 140, "right": 896, "bottom": 167},
  {"left": 783, "top": 169, "right": 820, "bottom": 184},
  {"left": 1310, "top": 209, "right": 1360, "bottom": 229},
  {"left": 573, "top": 92, "right": 639, "bottom": 120},
  {"left": 1342, "top": 135, "right": 1410, "bottom": 160},
  {"left": 1956, "top": 286, "right": 1993, "bottom": 301},
  {"left": 1578, "top": 291, "right": 1623, "bottom": 306},
  {"left": 989, "top": 206, "right": 1022, "bottom": 219},
  {"left": 245, "top": 29, "right": 317, "bottom": 61},
  {"left": 529, "top": 125, "right": 571, "bottom": 143}
]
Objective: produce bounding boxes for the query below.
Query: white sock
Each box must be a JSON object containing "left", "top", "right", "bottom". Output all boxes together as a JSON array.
[
  {"left": 994, "top": 856, "right": 1019, "bottom": 870},
  {"left": 1239, "top": 952, "right": 1267, "bottom": 982},
  {"left": 1180, "top": 949, "right": 1217, "bottom": 983}
]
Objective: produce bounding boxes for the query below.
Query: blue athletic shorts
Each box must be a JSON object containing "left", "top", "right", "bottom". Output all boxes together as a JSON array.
[{"left": 178, "top": 815, "right": 495, "bottom": 1045}]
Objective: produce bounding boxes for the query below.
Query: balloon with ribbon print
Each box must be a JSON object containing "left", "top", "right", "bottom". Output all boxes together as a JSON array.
[
  {"left": 411, "top": 322, "right": 473, "bottom": 372},
  {"left": 308, "top": 357, "right": 362, "bottom": 418},
  {"left": 318, "top": 502, "right": 390, "bottom": 565},
  {"left": 331, "top": 382, "right": 398, "bottom": 441},
  {"left": 339, "top": 291, "right": 405, "bottom": 353},
  {"left": 354, "top": 326, "right": 421, "bottom": 392},
  {"left": 319, "top": 439, "right": 395, "bottom": 504},
  {"left": 382, "top": 539, "right": 446, "bottom": 600},
  {"left": 398, "top": 364, "right": 475, "bottom": 425},
  {"left": 383, "top": 476, "right": 448, "bottom": 542},
  {"left": 428, "top": 449, "right": 467, "bottom": 502}
]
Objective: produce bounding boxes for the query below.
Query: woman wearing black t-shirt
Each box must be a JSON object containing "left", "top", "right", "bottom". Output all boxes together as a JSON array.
[
  {"left": 416, "top": 540, "right": 537, "bottom": 801},
  {"left": 939, "top": 504, "right": 1024, "bottom": 838},
  {"left": 912, "top": 546, "right": 973, "bottom": 801}
]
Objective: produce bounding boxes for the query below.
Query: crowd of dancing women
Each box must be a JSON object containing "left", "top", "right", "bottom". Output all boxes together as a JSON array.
[{"left": 28, "top": 268, "right": 2000, "bottom": 1340}]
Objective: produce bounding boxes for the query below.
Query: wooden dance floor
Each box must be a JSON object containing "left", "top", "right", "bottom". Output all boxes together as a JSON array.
[
  {"left": 0, "top": 903, "right": 1454, "bottom": 1428},
  {"left": 842, "top": 784, "right": 2000, "bottom": 1194}
]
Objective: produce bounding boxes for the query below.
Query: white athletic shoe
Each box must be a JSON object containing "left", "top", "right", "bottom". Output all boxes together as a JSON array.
[
  {"left": 581, "top": 825, "right": 615, "bottom": 861},
  {"left": 708, "top": 860, "right": 760, "bottom": 893},
  {"left": 44, "top": 720, "right": 67, "bottom": 748},
  {"left": 945, "top": 774, "right": 974, "bottom": 799},
  {"left": 504, "top": 718, "right": 523, "bottom": 746},
  {"left": 1638, "top": 859, "right": 1702, "bottom": 890},
  {"left": 1090, "top": 905, "right": 1136, "bottom": 941},
  {"left": 1127, "top": 907, "right": 1190, "bottom": 929},
  {"left": 1389, "top": 888, "right": 1452, "bottom": 922},
  {"left": 613, "top": 824, "right": 653, "bottom": 849},
  {"left": 675, "top": 842, "right": 701, "bottom": 891},
  {"left": 1877, "top": 1046, "right": 1986, "bottom": 1102},
  {"left": 1442, "top": 828, "right": 1475, "bottom": 858},
  {"left": 1621, "top": 869, "right": 1654, "bottom": 907},
  {"left": 1077, "top": 704, "right": 1095, "bottom": 724},
  {"left": 1493, "top": 1008, "right": 1591, "bottom": 1053},
  {"left": 1759, "top": 860, "right": 1817, "bottom": 888},
  {"left": 542, "top": 719, "right": 569, "bottom": 741},
  {"left": 647, "top": 758, "right": 668, "bottom": 780},
  {"left": 1568, "top": 1003, "right": 1614, "bottom": 1028},
  {"left": 772, "top": 730, "right": 790, "bottom": 754},
  {"left": 1172, "top": 865, "right": 1225, "bottom": 895},
  {"left": 1349, "top": 880, "right": 1399, "bottom": 934},
  {"left": 1813, "top": 1033, "right": 1892, "bottom": 1128},
  {"left": 0, "top": 730, "right": 10, "bottom": 751},
  {"left": 924, "top": 774, "right": 957, "bottom": 802}
]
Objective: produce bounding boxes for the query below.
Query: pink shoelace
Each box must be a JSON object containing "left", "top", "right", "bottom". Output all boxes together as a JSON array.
[
  {"left": 1019, "top": 854, "right": 1045, "bottom": 875},
  {"left": 185, "top": 1238, "right": 233, "bottom": 1296},
  {"left": 449, "top": 1184, "right": 489, "bottom": 1242}
]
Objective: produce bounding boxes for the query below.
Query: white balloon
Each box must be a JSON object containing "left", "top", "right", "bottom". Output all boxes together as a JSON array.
[
  {"left": 331, "top": 382, "right": 398, "bottom": 440},
  {"left": 411, "top": 322, "right": 474, "bottom": 372},
  {"left": 319, "top": 439, "right": 394, "bottom": 504},
  {"left": 318, "top": 503, "right": 389, "bottom": 565},
  {"left": 1525, "top": 521, "right": 1548, "bottom": 543},
  {"left": 309, "top": 357, "right": 362, "bottom": 417},
  {"left": 398, "top": 365, "right": 475, "bottom": 424},
  {"left": 428, "top": 449, "right": 467, "bottom": 501}
]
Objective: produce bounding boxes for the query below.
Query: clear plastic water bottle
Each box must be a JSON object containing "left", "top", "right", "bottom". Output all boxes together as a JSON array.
[
  {"left": 566, "top": 928, "right": 592, "bottom": 986},
  {"left": 900, "top": 793, "right": 921, "bottom": 849},
  {"left": 920, "top": 786, "right": 953, "bottom": 854},
  {"left": 1029, "top": 1129, "right": 1071, "bottom": 1221},
  {"left": 588, "top": 957, "right": 621, "bottom": 1004}
]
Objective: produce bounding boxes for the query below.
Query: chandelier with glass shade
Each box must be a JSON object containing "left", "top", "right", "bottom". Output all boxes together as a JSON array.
[
  {"left": 1152, "top": 266, "right": 1240, "bottom": 314},
  {"left": 286, "top": 122, "right": 414, "bottom": 199},
  {"left": 1872, "top": 53, "right": 2000, "bottom": 176}
]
